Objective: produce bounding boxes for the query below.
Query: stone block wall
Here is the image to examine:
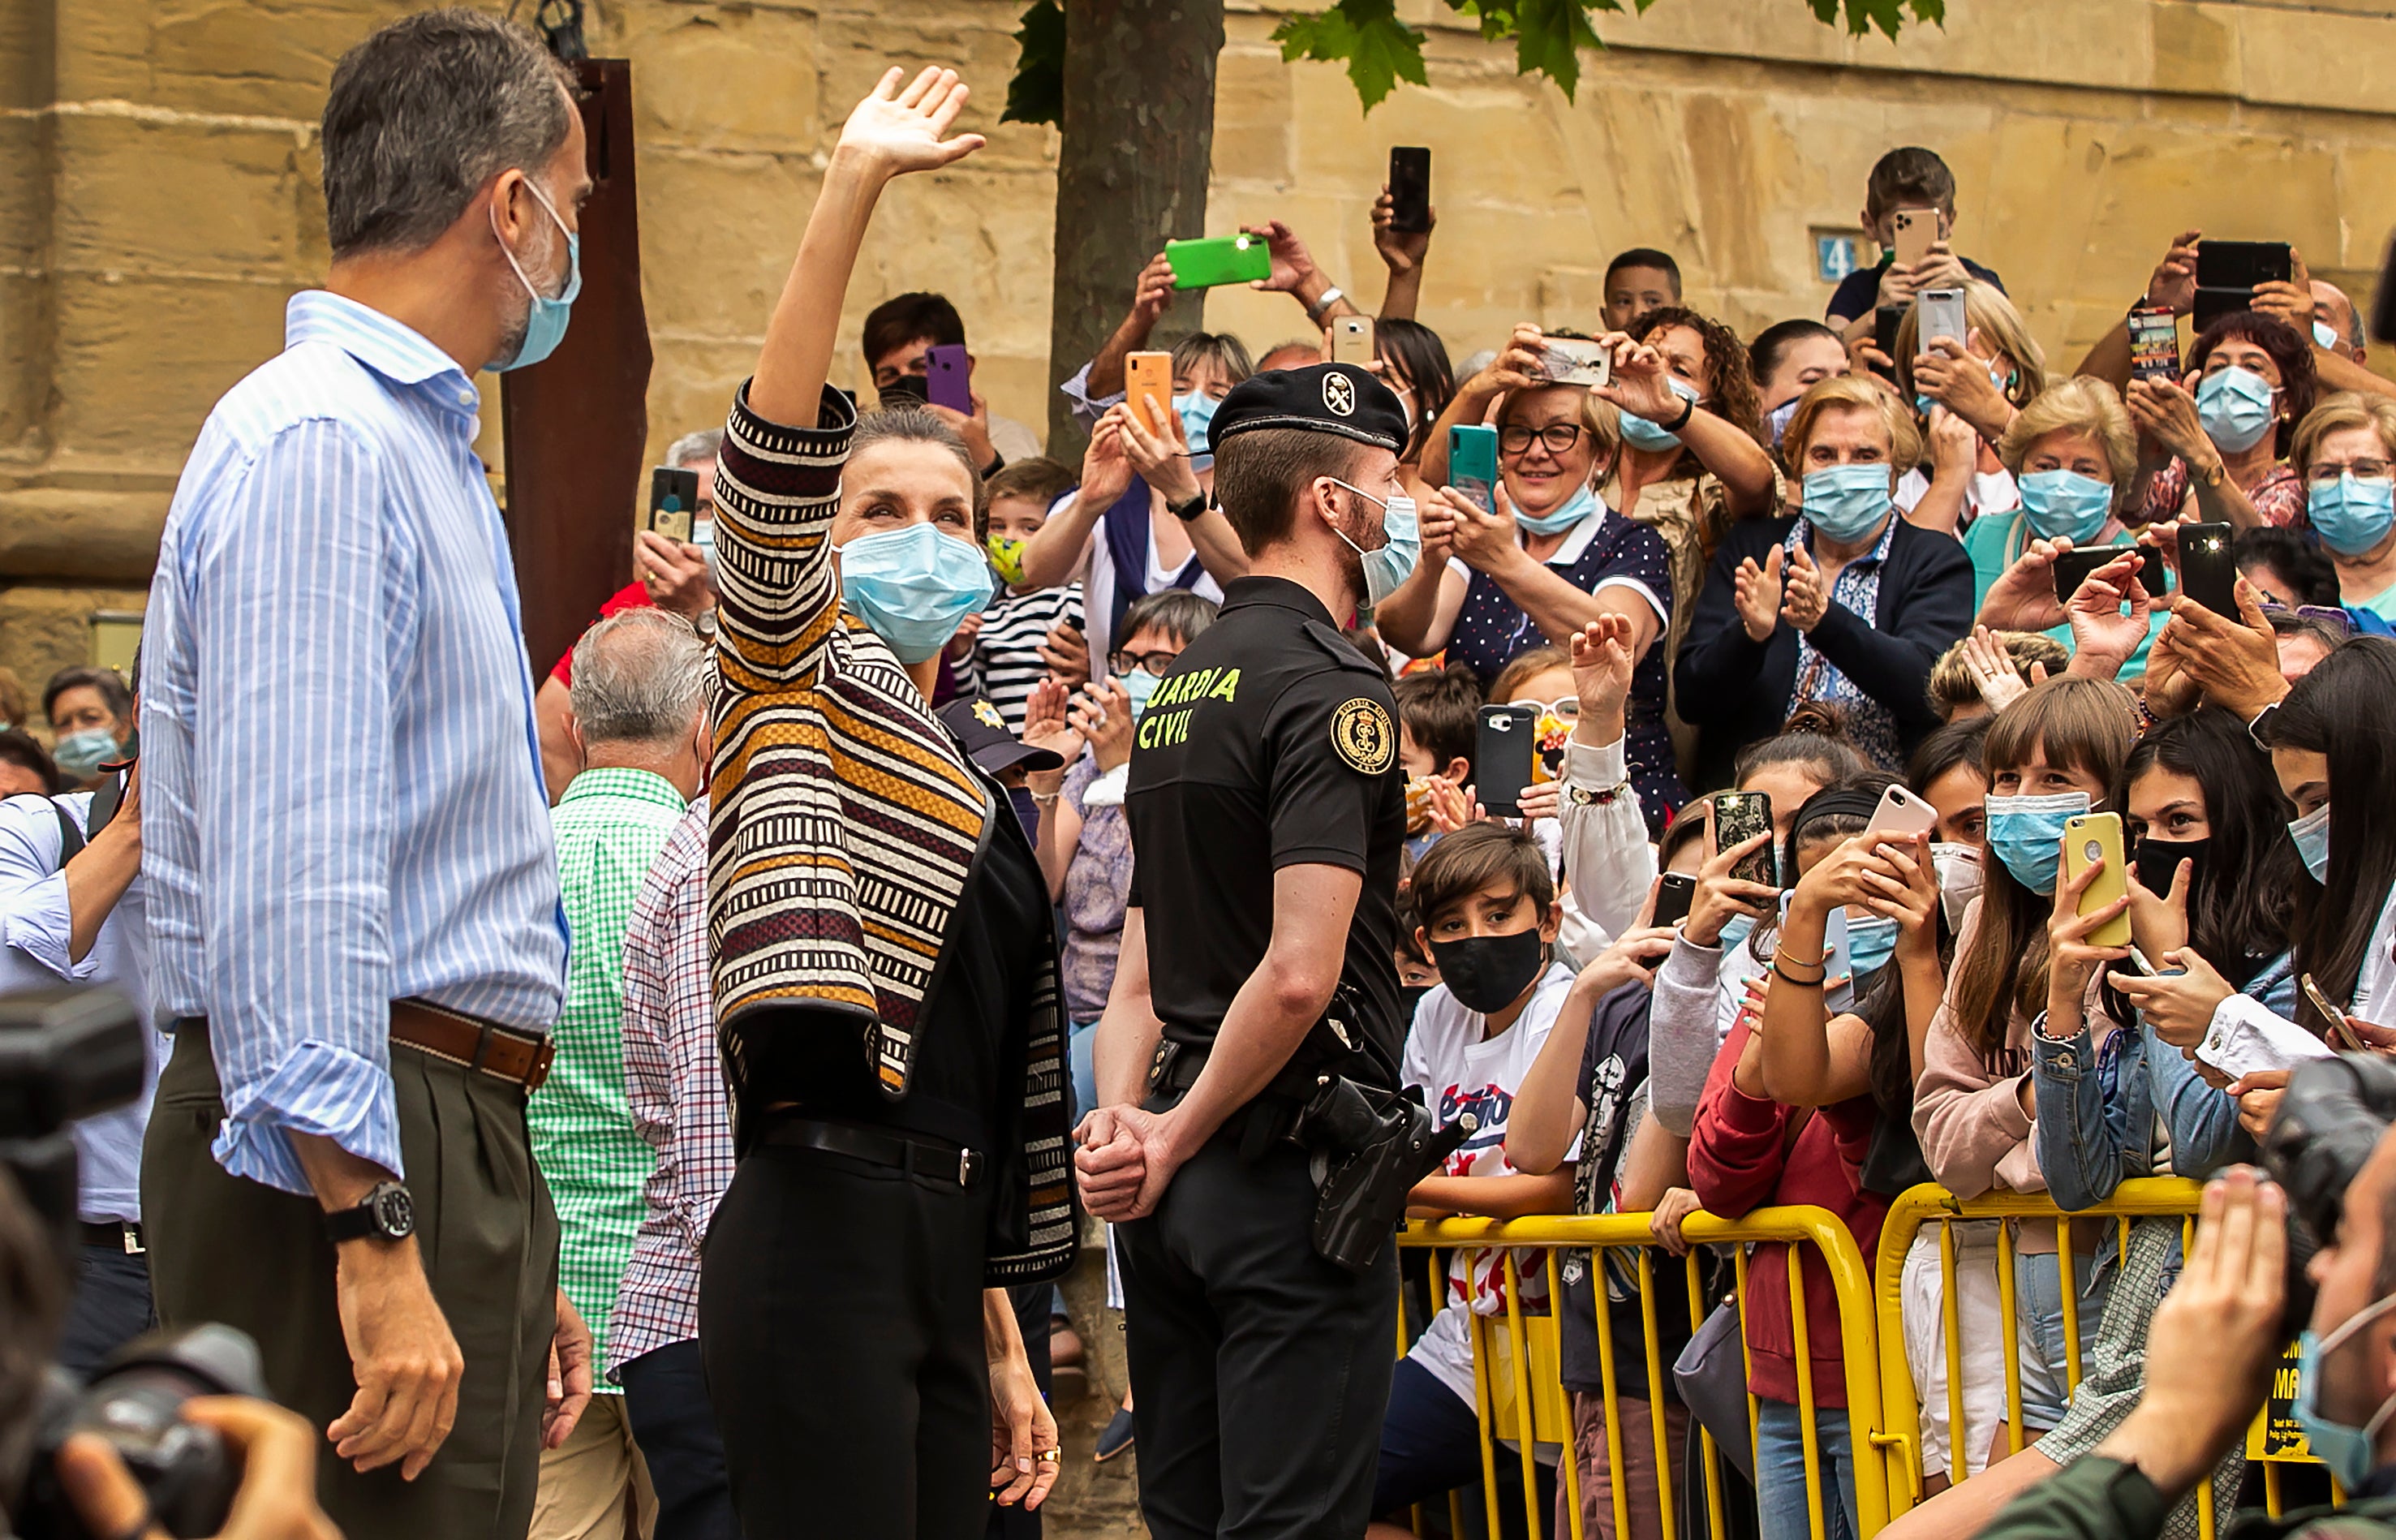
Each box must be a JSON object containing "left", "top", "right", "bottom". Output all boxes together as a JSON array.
[{"left": 6, "top": 0, "right": 2396, "bottom": 713}]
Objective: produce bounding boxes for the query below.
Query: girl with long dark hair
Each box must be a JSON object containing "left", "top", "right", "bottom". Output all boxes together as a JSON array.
[{"left": 1913, "top": 677, "right": 2140, "bottom": 1442}]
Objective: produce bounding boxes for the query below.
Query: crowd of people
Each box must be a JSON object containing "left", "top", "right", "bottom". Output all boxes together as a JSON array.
[{"left": 11, "top": 11, "right": 2396, "bottom": 1540}]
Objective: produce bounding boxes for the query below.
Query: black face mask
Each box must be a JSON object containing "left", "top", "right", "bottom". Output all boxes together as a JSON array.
[
  {"left": 1008, "top": 786, "right": 1042, "bottom": 843},
  {"left": 1427, "top": 930, "right": 1547, "bottom": 1015},
  {"left": 2134, "top": 836, "right": 2210, "bottom": 905},
  {"left": 1399, "top": 983, "right": 1433, "bottom": 1025}
]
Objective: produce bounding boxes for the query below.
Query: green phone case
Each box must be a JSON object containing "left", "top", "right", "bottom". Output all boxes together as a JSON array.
[
  {"left": 1166, "top": 234, "right": 1271, "bottom": 290},
  {"left": 1449, "top": 424, "right": 1499, "bottom": 514}
]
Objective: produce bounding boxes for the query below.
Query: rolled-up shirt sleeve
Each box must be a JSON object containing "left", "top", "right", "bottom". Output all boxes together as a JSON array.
[
  {"left": 1057, "top": 360, "right": 1123, "bottom": 433},
  {"left": 188, "top": 419, "right": 401, "bottom": 1194},
  {"left": 0, "top": 798, "right": 91, "bottom": 982}
]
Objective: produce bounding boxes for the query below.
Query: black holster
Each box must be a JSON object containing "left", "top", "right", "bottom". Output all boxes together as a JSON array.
[{"left": 1291, "top": 1078, "right": 1473, "bottom": 1276}]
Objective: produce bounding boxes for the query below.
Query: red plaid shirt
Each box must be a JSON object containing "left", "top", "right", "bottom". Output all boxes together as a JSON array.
[{"left": 606, "top": 798, "right": 729, "bottom": 1378}]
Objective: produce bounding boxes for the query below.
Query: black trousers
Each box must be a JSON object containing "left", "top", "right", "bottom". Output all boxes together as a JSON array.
[
  {"left": 699, "top": 1144, "right": 994, "bottom": 1539},
  {"left": 1117, "top": 1134, "right": 1400, "bottom": 1540},
  {"left": 618, "top": 1340, "right": 741, "bottom": 1540},
  {"left": 56, "top": 1243, "right": 156, "bottom": 1379},
  {"left": 143, "top": 1028, "right": 558, "bottom": 1540}
]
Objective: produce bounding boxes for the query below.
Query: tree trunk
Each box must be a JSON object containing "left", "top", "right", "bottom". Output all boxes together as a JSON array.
[{"left": 1043, "top": 0, "right": 1224, "bottom": 458}]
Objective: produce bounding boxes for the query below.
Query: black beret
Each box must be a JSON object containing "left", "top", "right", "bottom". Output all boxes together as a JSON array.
[{"left": 1207, "top": 363, "right": 1407, "bottom": 455}]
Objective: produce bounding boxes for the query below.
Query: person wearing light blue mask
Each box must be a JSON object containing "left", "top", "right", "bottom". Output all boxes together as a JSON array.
[
  {"left": 2122, "top": 320, "right": 2316, "bottom": 535},
  {"left": 1679, "top": 378, "right": 1974, "bottom": 787},
  {"left": 2295, "top": 402, "right": 2396, "bottom": 624},
  {"left": 490, "top": 173, "right": 580, "bottom": 372},
  {"left": 1016, "top": 333, "right": 1250, "bottom": 688}
]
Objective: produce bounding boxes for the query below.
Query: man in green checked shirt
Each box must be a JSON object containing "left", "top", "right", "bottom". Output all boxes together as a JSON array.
[{"left": 529, "top": 608, "right": 715, "bottom": 1539}]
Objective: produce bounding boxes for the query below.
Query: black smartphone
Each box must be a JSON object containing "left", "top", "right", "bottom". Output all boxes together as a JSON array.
[
  {"left": 1871, "top": 305, "right": 1905, "bottom": 382},
  {"left": 1474, "top": 704, "right": 1538, "bottom": 819},
  {"left": 1388, "top": 147, "right": 1431, "bottom": 234},
  {"left": 648, "top": 467, "right": 700, "bottom": 543},
  {"left": 2192, "top": 240, "right": 2291, "bottom": 334},
  {"left": 2051, "top": 546, "right": 2166, "bottom": 604},
  {"left": 1711, "top": 791, "right": 1777, "bottom": 888},
  {"left": 2375, "top": 229, "right": 2396, "bottom": 346},
  {"left": 2178, "top": 522, "right": 2237, "bottom": 615},
  {"left": 880, "top": 372, "right": 930, "bottom": 407},
  {"left": 1654, "top": 872, "right": 1697, "bottom": 928}
]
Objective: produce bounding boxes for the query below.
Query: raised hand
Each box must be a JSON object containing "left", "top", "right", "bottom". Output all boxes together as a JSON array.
[
  {"left": 1779, "top": 542, "right": 1828, "bottom": 632},
  {"left": 1568, "top": 614, "right": 1637, "bottom": 742},
  {"left": 1069, "top": 678, "right": 1135, "bottom": 772},
  {"left": 1595, "top": 340, "right": 1683, "bottom": 424},
  {"left": 1078, "top": 408, "right": 1138, "bottom": 511},
  {"left": 836, "top": 67, "right": 985, "bottom": 180},
  {"left": 1117, "top": 398, "right": 1201, "bottom": 505},
  {"left": 1734, "top": 546, "right": 1785, "bottom": 642},
  {"left": 2146, "top": 229, "right": 2204, "bottom": 316},
  {"left": 1127, "top": 251, "right": 1176, "bottom": 330},
  {"left": 1977, "top": 536, "right": 2073, "bottom": 633},
  {"left": 2063, "top": 549, "right": 2152, "bottom": 680},
  {"left": 1243, "top": 219, "right": 1320, "bottom": 295},
  {"left": 1370, "top": 185, "right": 1435, "bottom": 273}
]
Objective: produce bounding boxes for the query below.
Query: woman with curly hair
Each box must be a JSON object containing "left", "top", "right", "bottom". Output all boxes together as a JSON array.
[{"left": 2127, "top": 309, "right": 2318, "bottom": 531}]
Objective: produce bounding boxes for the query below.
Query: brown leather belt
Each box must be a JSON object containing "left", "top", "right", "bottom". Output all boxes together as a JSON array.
[
  {"left": 390, "top": 999, "right": 555, "bottom": 1090},
  {"left": 173, "top": 1000, "right": 554, "bottom": 1092}
]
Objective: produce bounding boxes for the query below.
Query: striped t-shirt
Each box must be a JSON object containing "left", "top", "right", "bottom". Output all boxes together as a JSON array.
[{"left": 963, "top": 583, "right": 1084, "bottom": 733}]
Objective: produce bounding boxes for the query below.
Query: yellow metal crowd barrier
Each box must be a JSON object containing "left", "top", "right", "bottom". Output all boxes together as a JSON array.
[{"left": 1396, "top": 1178, "right": 2316, "bottom": 1540}]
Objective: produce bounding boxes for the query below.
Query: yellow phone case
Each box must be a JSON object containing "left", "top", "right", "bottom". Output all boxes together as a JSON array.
[{"left": 2063, "top": 813, "right": 2132, "bottom": 949}]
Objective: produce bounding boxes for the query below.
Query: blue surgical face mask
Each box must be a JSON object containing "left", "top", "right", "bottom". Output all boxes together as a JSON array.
[
  {"left": 1846, "top": 910, "right": 1899, "bottom": 977},
  {"left": 2016, "top": 469, "right": 2115, "bottom": 544},
  {"left": 1326, "top": 480, "right": 1422, "bottom": 609},
  {"left": 1718, "top": 913, "right": 1757, "bottom": 953},
  {"left": 2292, "top": 1293, "right": 2396, "bottom": 1492},
  {"left": 1121, "top": 667, "right": 1164, "bottom": 722},
  {"left": 1516, "top": 482, "right": 1598, "bottom": 537},
  {"left": 2290, "top": 802, "right": 2332, "bottom": 884},
  {"left": 1800, "top": 463, "right": 1895, "bottom": 542},
  {"left": 1620, "top": 376, "right": 1700, "bottom": 453},
  {"left": 693, "top": 520, "right": 718, "bottom": 583},
  {"left": 2309, "top": 474, "right": 2396, "bottom": 558},
  {"left": 1174, "top": 391, "right": 1220, "bottom": 455},
  {"left": 1983, "top": 791, "right": 2091, "bottom": 896},
  {"left": 837, "top": 522, "right": 994, "bottom": 664},
  {"left": 491, "top": 179, "right": 579, "bottom": 372},
  {"left": 2196, "top": 366, "right": 2278, "bottom": 454},
  {"left": 51, "top": 728, "right": 118, "bottom": 780},
  {"left": 2316, "top": 319, "right": 2342, "bottom": 351},
  {"left": 1766, "top": 398, "right": 1801, "bottom": 447}
]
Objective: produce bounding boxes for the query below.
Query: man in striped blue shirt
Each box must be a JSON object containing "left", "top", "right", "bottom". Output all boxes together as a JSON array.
[{"left": 137, "top": 13, "right": 594, "bottom": 1538}]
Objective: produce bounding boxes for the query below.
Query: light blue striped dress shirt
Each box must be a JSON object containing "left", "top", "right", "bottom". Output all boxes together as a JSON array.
[{"left": 141, "top": 290, "right": 568, "bottom": 1197}]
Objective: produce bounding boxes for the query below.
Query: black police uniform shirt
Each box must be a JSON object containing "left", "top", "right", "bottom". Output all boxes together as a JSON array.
[{"left": 1124, "top": 574, "right": 1408, "bottom": 1090}]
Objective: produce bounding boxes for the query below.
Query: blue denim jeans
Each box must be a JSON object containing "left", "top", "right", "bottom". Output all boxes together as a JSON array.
[
  {"left": 1069, "top": 1017, "right": 1101, "bottom": 1123},
  {"left": 1753, "top": 1398, "right": 1856, "bottom": 1540},
  {"left": 2013, "top": 1246, "right": 2113, "bottom": 1430}
]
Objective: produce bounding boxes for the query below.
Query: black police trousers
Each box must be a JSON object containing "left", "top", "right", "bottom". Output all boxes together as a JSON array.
[
  {"left": 699, "top": 1144, "right": 994, "bottom": 1539},
  {"left": 1117, "top": 1130, "right": 1400, "bottom": 1540}
]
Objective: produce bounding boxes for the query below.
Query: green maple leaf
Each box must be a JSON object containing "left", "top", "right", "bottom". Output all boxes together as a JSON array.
[
  {"left": 1000, "top": 0, "right": 1066, "bottom": 127},
  {"left": 1275, "top": 0, "right": 1427, "bottom": 111},
  {"left": 1511, "top": 0, "right": 1606, "bottom": 100}
]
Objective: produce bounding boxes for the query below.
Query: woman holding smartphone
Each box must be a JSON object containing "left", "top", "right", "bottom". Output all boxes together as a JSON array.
[{"left": 1913, "top": 677, "right": 2140, "bottom": 1446}]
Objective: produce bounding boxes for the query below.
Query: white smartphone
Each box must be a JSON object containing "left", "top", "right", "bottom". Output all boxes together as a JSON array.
[
  {"left": 1868, "top": 785, "right": 1940, "bottom": 839},
  {"left": 1921, "top": 287, "right": 1968, "bottom": 349}
]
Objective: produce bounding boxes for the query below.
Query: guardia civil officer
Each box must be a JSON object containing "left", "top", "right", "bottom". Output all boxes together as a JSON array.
[{"left": 1076, "top": 362, "right": 1423, "bottom": 1539}]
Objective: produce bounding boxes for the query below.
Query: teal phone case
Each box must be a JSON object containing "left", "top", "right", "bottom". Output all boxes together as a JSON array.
[
  {"left": 1450, "top": 424, "right": 1499, "bottom": 514},
  {"left": 1166, "top": 234, "right": 1271, "bottom": 290}
]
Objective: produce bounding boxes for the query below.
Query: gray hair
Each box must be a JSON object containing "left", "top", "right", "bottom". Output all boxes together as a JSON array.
[
  {"left": 666, "top": 428, "right": 724, "bottom": 468},
  {"left": 568, "top": 609, "right": 708, "bottom": 746},
  {"left": 322, "top": 9, "right": 578, "bottom": 260}
]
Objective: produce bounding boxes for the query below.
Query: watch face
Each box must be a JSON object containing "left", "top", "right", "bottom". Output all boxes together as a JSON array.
[{"left": 372, "top": 1184, "right": 415, "bottom": 1240}]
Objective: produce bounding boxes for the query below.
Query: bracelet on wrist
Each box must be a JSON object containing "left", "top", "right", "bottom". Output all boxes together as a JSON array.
[
  {"left": 1305, "top": 285, "right": 1344, "bottom": 323},
  {"left": 1772, "top": 960, "right": 1826, "bottom": 988},
  {"left": 1663, "top": 394, "right": 1697, "bottom": 433}
]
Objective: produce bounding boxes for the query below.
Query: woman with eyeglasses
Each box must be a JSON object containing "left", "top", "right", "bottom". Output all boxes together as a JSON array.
[
  {"left": 1675, "top": 376, "right": 1975, "bottom": 789},
  {"left": 2289, "top": 394, "right": 2396, "bottom": 631},
  {"left": 1378, "top": 325, "right": 1690, "bottom": 824}
]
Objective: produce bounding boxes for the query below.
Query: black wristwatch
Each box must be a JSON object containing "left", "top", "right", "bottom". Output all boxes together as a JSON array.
[
  {"left": 1663, "top": 393, "right": 1697, "bottom": 433},
  {"left": 325, "top": 1181, "right": 415, "bottom": 1245},
  {"left": 1168, "top": 491, "right": 1210, "bottom": 522}
]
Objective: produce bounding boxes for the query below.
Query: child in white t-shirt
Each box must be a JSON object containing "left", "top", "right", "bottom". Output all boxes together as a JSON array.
[{"left": 1368, "top": 822, "right": 1584, "bottom": 1533}]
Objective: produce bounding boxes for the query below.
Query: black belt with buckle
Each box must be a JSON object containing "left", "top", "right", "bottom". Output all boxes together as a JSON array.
[
  {"left": 756, "top": 1117, "right": 981, "bottom": 1189},
  {"left": 80, "top": 1220, "right": 144, "bottom": 1255}
]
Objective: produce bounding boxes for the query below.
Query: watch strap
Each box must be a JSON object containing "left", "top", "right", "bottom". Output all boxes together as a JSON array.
[
  {"left": 1168, "top": 491, "right": 1210, "bottom": 522},
  {"left": 1664, "top": 393, "right": 1697, "bottom": 433}
]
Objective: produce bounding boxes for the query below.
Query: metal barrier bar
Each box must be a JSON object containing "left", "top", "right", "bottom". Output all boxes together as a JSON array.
[{"left": 1404, "top": 1205, "right": 1889, "bottom": 1538}]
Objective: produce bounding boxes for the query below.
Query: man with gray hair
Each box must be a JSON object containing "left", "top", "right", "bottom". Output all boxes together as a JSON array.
[
  {"left": 529, "top": 606, "right": 711, "bottom": 1540},
  {"left": 535, "top": 425, "right": 724, "bottom": 802},
  {"left": 139, "top": 10, "right": 594, "bottom": 1537}
]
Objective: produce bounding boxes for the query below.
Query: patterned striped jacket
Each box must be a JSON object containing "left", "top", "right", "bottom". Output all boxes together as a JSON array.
[{"left": 707, "top": 382, "right": 1073, "bottom": 1284}]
